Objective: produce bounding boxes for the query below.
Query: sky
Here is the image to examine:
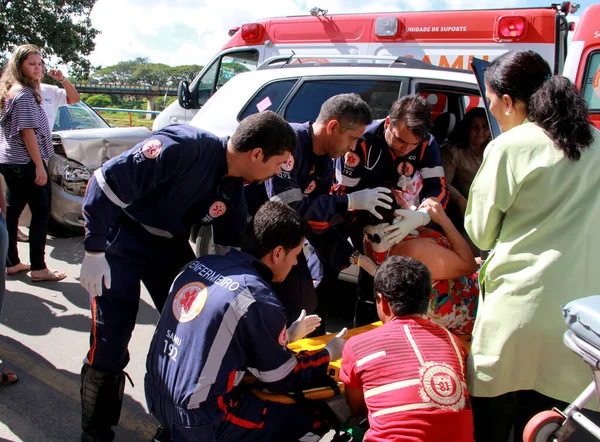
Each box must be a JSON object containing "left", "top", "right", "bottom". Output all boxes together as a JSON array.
[{"left": 86, "top": 0, "right": 596, "bottom": 69}]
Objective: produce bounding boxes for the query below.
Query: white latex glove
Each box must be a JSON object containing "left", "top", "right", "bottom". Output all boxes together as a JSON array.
[
  {"left": 80, "top": 252, "right": 111, "bottom": 297},
  {"left": 347, "top": 187, "right": 393, "bottom": 219},
  {"left": 357, "top": 254, "right": 377, "bottom": 276},
  {"left": 325, "top": 328, "right": 348, "bottom": 361},
  {"left": 383, "top": 209, "right": 431, "bottom": 245},
  {"left": 287, "top": 310, "right": 322, "bottom": 343}
]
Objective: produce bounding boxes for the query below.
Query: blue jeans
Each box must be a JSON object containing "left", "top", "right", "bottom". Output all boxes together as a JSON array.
[{"left": 0, "top": 213, "right": 7, "bottom": 317}]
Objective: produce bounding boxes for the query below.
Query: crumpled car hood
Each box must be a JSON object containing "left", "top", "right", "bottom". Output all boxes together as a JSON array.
[{"left": 54, "top": 126, "right": 151, "bottom": 169}]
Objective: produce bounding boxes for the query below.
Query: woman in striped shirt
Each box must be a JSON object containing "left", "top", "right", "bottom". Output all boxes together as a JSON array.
[{"left": 0, "top": 44, "right": 66, "bottom": 282}]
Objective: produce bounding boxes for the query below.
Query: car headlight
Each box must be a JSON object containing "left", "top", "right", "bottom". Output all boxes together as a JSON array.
[{"left": 50, "top": 157, "right": 92, "bottom": 197}]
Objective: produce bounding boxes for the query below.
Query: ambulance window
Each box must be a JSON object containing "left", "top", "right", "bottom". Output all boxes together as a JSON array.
[
  {"left": 582, "top": 52, "right": 600, "bottom": 112},
  {"left": 284, "top": 79, "right": 402, "bottom": 123},
  {"left": 196, "top": 50, "right": 259, "bottom": 108},
  {"left": 239, "top": 79, "right": 297, "bottom": 120}
]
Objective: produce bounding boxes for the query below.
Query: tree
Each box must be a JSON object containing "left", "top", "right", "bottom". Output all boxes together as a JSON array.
[
  {"left": 0, "top": 0, "right": 100, "bottom": 79},
  {"left": 169, "top": 64, "right": 203, "bottom": 84},
  {"left": 133, "top": 63, "right": 171, "bottom": 86},
  {"left": 92, "top": 57, "right": 149, "bottom": 85},
  {"left": 85, "top": 94, "right": 112, "bottom": 108}
]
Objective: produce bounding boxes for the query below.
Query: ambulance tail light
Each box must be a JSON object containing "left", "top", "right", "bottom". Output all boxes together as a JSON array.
[
  {"left": 495, "top": 16, "right": 527, "bottom": 40},
  {"left": 376, "top": 17, "right": 403, "bottom": 38},
  {"left": 241, "top": 23, "right": 262, "bottom": 41}
]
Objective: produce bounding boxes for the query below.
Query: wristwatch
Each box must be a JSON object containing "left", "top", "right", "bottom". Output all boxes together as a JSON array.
[{"left": 349, "top": 250, "right": 360, "bottom": 266}]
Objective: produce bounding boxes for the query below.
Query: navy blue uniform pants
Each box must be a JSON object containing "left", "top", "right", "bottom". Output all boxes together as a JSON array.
[
  {"left": 145, "top": 381, "right": 331, "bottom": 442},
  {"left": 86, "top": 218, "right": 195, "bottom": 373},
  {"left": 271, "top": 252, "right": 317, "bottom": 325}
]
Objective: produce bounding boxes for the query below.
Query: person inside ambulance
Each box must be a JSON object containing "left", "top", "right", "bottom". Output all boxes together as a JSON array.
[
  {"left": 77, "top": 111, "right": 297, "bottom": 442},
  {"left": 145, "top": 201, "right": 348, "bottom": 442},
  {"left": 247, "top": 93, "right": 391, "bottom": 324},
  {"left": 326, "top": 94, "right": 448, "bottom": 326}
]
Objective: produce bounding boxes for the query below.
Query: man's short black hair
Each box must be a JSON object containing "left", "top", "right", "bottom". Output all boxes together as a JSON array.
[
  {"left": 373, "top": 256, "right": 432, "bottom": 316},
  {"left": 230, "top": 111, "right": 297, "bottom": 160},
  {"left": 242, "top": 201, "right": 308, "bottom": 258},
  {"left": 388, "top": 95, "right": 432, "bottom": 141},
  {"left": 316, "top": 93, "right": 372, "bottom": 129}
]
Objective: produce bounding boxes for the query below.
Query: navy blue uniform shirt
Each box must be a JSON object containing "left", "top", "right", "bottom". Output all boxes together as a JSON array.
[
  {"left": 333, "top": 119, "right": 448, "bottom": 208},
  {"left": 82, "top": 125, "right": 247, "bottom": 251},
  {"left": 263, "top": 122, "right": 348, "bottom": 232},
  {"left": 145, "top": 249, "right": 330, "bottom": 410}
]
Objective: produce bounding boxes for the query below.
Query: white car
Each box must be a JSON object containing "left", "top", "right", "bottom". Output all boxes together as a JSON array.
[
  {"left": 187, "top": 56, "right": 482, "bottom": 279},
  {"left": 48, "top": 102, "right": 151, "bottom": 227}
]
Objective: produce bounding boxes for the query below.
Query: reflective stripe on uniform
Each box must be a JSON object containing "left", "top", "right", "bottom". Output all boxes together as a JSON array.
[
  {"left": 335, "top": 169, "right": 361, "bottom": 187},
  {"left": 247, "top": 354, "right": 298, "bottom": 383},
  {"left": 187, "top": 287, "right": 256, "bottom": 409},
  {"left": 420, "top": 166, "right": 445, "bottom": 179},
  {"left": 270, "top": 188, "right": 304, "bottom": 205},
  {"left": 94, "top": 169, "right": 129, "bottom": 208}
]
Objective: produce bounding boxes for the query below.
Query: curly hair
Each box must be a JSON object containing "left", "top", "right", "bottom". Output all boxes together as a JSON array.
[
  {"left": 485, "top": 50, "right": 592, "bottom": 161},
  {"left": 0, "top": 44, "right": 43, "bottom": 107}
]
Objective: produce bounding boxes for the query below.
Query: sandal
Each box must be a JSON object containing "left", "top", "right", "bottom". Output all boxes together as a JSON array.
[
  {"left": 0, "top": 368, "right": 18, "bottom": 386},
  {"left": 30, "top": 269, "right": 67, "bottom": 283},
  {"left": 6, "top": 262, "right": 31, "bottom": 275}
]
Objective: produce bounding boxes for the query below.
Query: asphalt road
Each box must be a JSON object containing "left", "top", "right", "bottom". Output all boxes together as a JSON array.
[{"left": 0, "top": 226, "right": 159, "bottom": 442}]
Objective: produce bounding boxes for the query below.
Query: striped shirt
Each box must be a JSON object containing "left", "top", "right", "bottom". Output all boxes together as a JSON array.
[
  {"left": 340, "top": 317, "right": 474, "bottom": 442},
  {"left": 0, "top": 87, "right": 54, "bottom": 164}
]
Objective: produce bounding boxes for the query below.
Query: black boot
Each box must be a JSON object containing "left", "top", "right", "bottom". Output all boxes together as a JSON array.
[{"left": 80, "top": 364, "right": 125, "bottom": 442}]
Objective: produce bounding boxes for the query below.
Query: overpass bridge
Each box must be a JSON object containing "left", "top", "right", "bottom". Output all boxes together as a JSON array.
[{"left": 70, "top": 83, "right": 179, "bottom": 97}]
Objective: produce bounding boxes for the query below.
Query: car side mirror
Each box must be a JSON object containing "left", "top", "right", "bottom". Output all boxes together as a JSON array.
[{"left": 178, "top": 80, "right": 191, "bottom": 110}]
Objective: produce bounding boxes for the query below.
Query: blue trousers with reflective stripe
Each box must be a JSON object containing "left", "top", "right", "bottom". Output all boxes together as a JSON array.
[
  {"left": 86, "top": 219, "right": 195, "bottom": 373},
  {"left": 145, "top": 380, "right": 330, "bottom": 442}
]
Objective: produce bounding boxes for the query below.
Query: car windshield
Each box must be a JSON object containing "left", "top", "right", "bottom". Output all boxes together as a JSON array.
[{"left": 52, "top": 102, "right": 110, "bottom": 131}]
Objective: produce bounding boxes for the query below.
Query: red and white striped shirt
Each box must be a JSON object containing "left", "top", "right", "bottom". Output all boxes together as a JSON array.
[{"left": 340, "top": 317, "right": 474, "bottom": 442}]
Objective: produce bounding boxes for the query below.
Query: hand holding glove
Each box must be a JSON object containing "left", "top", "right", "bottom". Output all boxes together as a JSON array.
[
  {"left": 325, "top": 327, "right": 348, "bottom": 361},
  {"left": 287, "top": 310, "right": 322, "bottom": 343},
  {"left": 357, "top": 254, "right": 378, "bottom": 276},
  {"left": 347, "top": 187, "right": 393, "bottom": 219},
  {"left": 80, "top": 252, "right": 111, "bottom": 297},
  {"left": 383, "top": 209, "right": 431, "bottom": 245}
]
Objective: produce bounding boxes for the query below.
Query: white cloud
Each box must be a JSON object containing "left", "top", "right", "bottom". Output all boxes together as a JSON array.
[{"left": 87, "top": 0, "right": 536, "bottom": 69}]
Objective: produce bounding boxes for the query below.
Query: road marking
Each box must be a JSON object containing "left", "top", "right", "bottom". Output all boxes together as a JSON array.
[{"left": 0, "top": 339, "right": 155, "bottom": 439}]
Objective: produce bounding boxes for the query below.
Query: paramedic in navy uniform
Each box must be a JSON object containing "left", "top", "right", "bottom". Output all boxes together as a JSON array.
[
  {"left": 145, "top": 201, "right": 348, "bottom": 442},
  {"left": 78, "top": 111, "right": 297, "bottom": 442},
  {"left": 330, "top": 95, "right": 449, "bottom": 325},
  {"left": 253, "top": 93, "right": 393, "bottom": 323}
]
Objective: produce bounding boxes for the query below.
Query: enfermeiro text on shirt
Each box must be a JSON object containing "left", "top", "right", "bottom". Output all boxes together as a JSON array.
[{"left": 188, "top": 261, "right": 240, "bottom": 291}]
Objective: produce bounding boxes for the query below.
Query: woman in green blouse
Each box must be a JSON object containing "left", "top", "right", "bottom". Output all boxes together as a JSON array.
[{"left": 465, "top": 50, "right": 599, "bottom": 441}]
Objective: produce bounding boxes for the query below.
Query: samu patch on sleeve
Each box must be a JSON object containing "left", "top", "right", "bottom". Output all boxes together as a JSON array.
[
  {"left": 142, "top": 139, "right": 163, "bottom": 159},
  {"left": 281, "top": 155, "right": 295, "bottom": 172}
]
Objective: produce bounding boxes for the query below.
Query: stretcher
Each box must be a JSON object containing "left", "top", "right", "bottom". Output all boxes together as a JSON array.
[
  {"left": 251, "top": 323, "right": 382, "bottom": 404},
  {"left": 253, "top": 322, "right": 471, "bottom": 404}
]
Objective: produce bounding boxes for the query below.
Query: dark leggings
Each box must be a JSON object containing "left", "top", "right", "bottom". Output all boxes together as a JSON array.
[{"left": 0, "top": 161, "right": 51, "bottom": 271}]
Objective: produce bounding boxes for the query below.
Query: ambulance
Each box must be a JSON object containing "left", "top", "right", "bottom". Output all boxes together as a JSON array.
[
  {"left": 562, "top": 3, "right": 600, "bottom": 129},
  {"left": 153, "top": 3, "right": 582, "bottom": 130}
]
